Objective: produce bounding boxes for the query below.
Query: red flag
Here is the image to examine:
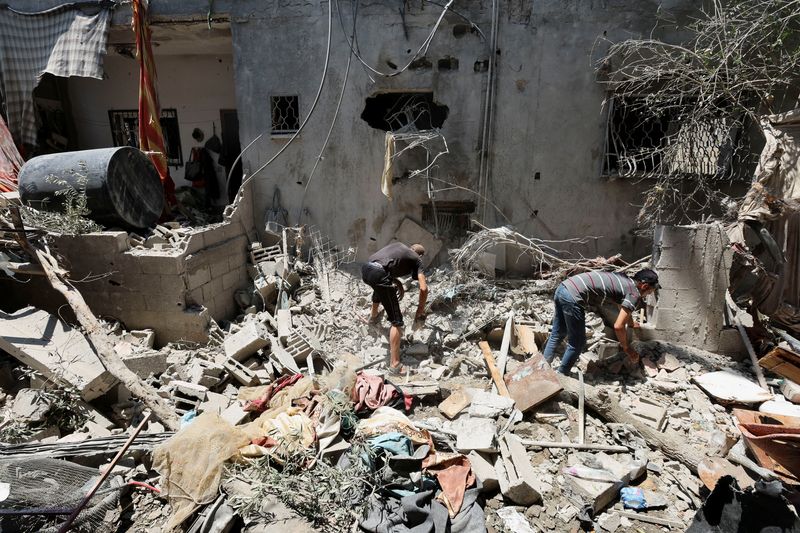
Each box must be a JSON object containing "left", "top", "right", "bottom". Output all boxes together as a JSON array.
[{"left": 132, "top": 0, "right": 176, "bottom": 205}]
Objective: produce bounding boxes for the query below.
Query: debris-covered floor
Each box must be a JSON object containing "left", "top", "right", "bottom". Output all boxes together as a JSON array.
[{"left": 0, "top": 221, "right": 799, "bottom": 533}]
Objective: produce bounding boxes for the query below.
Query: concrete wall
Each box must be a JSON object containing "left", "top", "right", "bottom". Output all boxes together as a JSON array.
[
  {"left": 67, "top": 53, "right": 237, "bottom": 194},
  {"left": 639, "top": 223, "right": 743, "bottom": 355},
  {"left": 0, "top": 183, "right": 257, "bottom": 346},
  {"left": 5, "top": 0, "right": 721, "bottom": 262}
]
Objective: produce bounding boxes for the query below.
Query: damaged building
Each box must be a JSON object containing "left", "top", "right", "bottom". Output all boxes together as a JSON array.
[{"left": 0, "top": 0, "right": 799, "bottom": 532}]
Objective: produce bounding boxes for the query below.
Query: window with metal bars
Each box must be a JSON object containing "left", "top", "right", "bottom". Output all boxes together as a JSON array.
[
  {"left": 602, "top": 95, "right": 747, "bottom": 180},
  {"left": 270, "top": 95, "right": 300, "bottom": 134},
  {"left": 108, "top": 108, "right": 183, "bottom": 167}
]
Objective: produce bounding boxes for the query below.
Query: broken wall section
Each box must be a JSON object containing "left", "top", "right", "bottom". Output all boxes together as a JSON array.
[
  {"left": 639, "top": 224, "right": 742, "bottom": 354},
  {"left": 10, "top": 184, "right": 257, "bottom": 346}
]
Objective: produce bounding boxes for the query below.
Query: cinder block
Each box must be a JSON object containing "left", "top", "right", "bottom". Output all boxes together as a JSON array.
[
  {"left": 187, "top": 266, "right": 212, "bottom": 290},
  {"left": 224, "top": 322, "right": 270, "bottom": 362},
  {"left": 135, "top": 253, "right": 185, "bottom": 275},
  {"left": 277, "top": 309, "right": 292, "bottom": 343},
  {"left": 211, "top": 259, "right": 231, "bottom": 279},
  {"left": 222, "top": 269, "right": 240, "bottom": 290}
]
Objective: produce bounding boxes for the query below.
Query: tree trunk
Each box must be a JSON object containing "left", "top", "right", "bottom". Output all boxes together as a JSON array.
[
  {"left": 33, "top": 249, "right": 180, "bottom": 430},
  {"left": 558, "top": 375, "right": 703, "bottom": 474}
]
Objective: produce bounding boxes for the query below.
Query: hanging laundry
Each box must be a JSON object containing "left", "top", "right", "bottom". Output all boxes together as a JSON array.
[{"left": 0, "top": 3, "right": 112, "bottom": 148}]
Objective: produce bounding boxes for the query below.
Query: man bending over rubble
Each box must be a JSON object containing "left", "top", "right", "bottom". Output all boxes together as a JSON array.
[
  {"left": 543, "top": 269, "right": 659, "bottom": 375},
  {"left": 362, "top": 242, "right": 428, "bottom": 374}
]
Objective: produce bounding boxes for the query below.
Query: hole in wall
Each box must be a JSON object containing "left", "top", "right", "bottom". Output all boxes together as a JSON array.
[
  {"left": 370, "top": 237, "right": 377, "bottom": 241},
  {"left": 386, "top": 60, "right": 398, "bottom": 69},
  {"left": 361, "top": 92, "right": 449, "bottom": 132},
  {"left": 409, "top": 57, "right": 432, "bottom": 70},
  {"left": 474, "top": 60, "right": 489, "bottom": 72},
  {"left": 438, "top": 57, "right": 459, "bottom": 71},
  {"left": 453, "top": 24, "right": 469, "bottom": 38},
  {"left": 534, "top": 171, "right": 541, "bottom": 180},
  {"left": 108, "top": 280, "right": 121, "bottom": 286}
]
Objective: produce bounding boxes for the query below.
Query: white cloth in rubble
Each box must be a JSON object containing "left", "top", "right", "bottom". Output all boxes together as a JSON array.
[
  {"left": 0, "top": 4, "right": 112, "bottom": 146},
  {"left": 381, "top": 131, "right": 396, "bottom": 200}
]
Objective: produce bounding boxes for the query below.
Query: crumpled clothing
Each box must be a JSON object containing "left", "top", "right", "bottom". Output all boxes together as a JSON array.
[
  {"left": 381, "top": 132, "right": 395, "bottom": 200},
  {"left": 0, "top": 5, "right": 112, "bottom": 146},
  {"left": 243, "top": 373, "right": 303, "bottom": 413},
  {"left": 422, "top": 452, "right": 475, "bottom": 518},
  {"left": 370, "top": 432, "right": 413, "bottom": 457},
  {"left": 238, "top": 407, "right": 315, "bottom": 461},
  {"left": 352, "top": 371, "right": 403, "bottom": 413},
  {"left": 359, "top": 406, "right": 431, "bottom": 445},
  {"left": 359, "top": 483, "right": 486, "bottom": 533}
]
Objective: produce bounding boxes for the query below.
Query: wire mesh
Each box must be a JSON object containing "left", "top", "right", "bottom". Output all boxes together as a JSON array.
[{"left": 0, "top": 458, "right": 123, "bottom": 533}]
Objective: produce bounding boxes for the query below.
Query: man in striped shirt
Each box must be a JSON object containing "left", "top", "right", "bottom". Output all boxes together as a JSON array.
[{"left": 543, "top": 269, "right": 659, "bottom": 374}]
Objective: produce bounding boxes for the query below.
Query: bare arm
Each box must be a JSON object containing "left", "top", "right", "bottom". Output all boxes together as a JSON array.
[
  {"left": 415, "top": 272, "right": 428, "bottom": 319},
  {"left": 614, "top": 307, "right": 639, "bottom": 362}
]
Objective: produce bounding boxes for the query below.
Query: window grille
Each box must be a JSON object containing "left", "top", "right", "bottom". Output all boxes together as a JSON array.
[
  {"left": 108, "top": 108, "right": 183, "bottom": 167},
  {"left": 270, "top": 95, "right": 300, "bottom": 134},
  {"left": 602, "top": 95, "right": 747, "bottom": 180}
]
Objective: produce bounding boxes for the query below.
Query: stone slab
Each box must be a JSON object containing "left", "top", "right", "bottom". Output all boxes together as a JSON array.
[
  {"left": 504, "top": 352, "right": 562, "bottom": 412},
  {"left": 0, "top": 307, "right": 116, "bottom": 401}
]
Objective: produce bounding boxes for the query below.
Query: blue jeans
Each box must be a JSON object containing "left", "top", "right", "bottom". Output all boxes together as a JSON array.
[{"left": 543, "top": 284, "right": 586, "bottom": 374}]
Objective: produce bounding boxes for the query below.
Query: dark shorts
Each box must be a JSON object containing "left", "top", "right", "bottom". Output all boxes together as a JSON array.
[{"left": 361, "top": 261, "right": 403, "bottom": 327}]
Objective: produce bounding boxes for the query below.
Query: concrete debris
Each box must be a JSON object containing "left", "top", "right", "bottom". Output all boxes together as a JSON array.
[{"left": 3, "top": 217, "right": 797, "bottom": 533}]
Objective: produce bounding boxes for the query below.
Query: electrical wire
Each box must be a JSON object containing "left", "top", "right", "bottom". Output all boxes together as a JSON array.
[
  {"left": 230, "top": 0, "right": 333, "bottom": 189},
  {"left": 334, "top": 0, "right": 454, "bottom": 78},
  {"left": 299, "top": 0, "right": 357, "bottom": 214}
]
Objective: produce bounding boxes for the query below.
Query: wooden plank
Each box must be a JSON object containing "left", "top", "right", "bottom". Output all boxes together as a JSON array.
[
  {"left": 479, "top": 341, "right": 511, "bottom": 398},
  {"left": 493, "top": 312, "right": 514, "bottom": 394},
  {"left": 759, "top": 346, "right": 800, "bottom": 384}
]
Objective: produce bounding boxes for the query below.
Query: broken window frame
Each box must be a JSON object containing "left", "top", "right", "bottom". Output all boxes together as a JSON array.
[
  {"left": 601, "top": 94, "right": 747, "bottom": 181},
  {"left": 108, "top": 108, "right": 184, "bottom": 167},
  {"left": 269, "top": 95, "right": 301, "bottom": 135}
]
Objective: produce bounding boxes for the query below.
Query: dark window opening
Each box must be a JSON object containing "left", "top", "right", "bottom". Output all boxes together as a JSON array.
[
  {"left": 361, "top": 92, "right": 449, "bottom": 132},
  {"left": 603, "top": 95, "right": 746, "bottom": 180},
  {"left": 422, "top": 200, "right": 475, "bottom": 242},
  {"left": 474, "top": 60, "right": 489, "bottom": 72},
  {"left": 409, "top": 57, "right": 432, "bottom": 70},
  {"left": 109, "top": 108, "right": 183, "bottom": 167},
  {"left": 270, "top": 95, "right": 300, "bottom": 134},
  {"left": 438, "top": 57, "right": 459, "bottom": 71}
]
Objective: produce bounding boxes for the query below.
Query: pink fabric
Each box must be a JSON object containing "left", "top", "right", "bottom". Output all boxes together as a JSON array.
[
  {"left": 0, "top": 114, "right": 22, "bottom": 193},
  {"left": 351, "top": 371, "right": 401, "bottom": 412},
  {"left": 244, "top": 373, "right": 303, "bottom": 413}
]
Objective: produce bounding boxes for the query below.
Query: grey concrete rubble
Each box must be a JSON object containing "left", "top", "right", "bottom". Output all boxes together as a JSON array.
[{"left": 0, "top": 219, "right": 797, "bottom": 533}]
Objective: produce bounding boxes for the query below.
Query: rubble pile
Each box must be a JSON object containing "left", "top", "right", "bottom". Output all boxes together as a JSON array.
[{"left": 0, "top": 223, "right": 799, "bottom": 533}]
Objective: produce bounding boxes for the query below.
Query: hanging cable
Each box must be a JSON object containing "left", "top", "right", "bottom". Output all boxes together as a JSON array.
[
  {"left": 477, "top": 0, "right": 499, "bottom": 222},
  {"left": 300, "top": 0, "right": 357, "bottom": 211},
  {"left": 232, "top": 0, "right": 333, "bottom": 189},
  {"left": 334, "top": 0, "right": 454, "bottom": 78}
]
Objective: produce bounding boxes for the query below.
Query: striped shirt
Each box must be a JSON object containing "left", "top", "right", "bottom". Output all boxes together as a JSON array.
[{"left": 561, "top": 271, "right": 641, "bottom": 311}]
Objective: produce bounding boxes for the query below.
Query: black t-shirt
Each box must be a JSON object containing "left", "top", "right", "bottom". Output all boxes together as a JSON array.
[{"left": 368, "top": 242, "right": 422, "bottom": 279}]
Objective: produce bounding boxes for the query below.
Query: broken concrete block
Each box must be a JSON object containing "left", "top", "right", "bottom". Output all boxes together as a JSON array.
[
  {"left": 168, "top": 380, "right": 208, "bottom": 414},
  {"left": 401, "top": 381, "right": 440, "bottom": 397},
  {"left": 393, "top": 218, "right": 442, "bottom": 268},
  {"left": 220, "top": 401, "right": 249, "bottom": 426},
  {"left": 12, "top": 388, "right": 52, "bottom": 422},
  {"left": 495, "top": 433, "right": 542, "bottom": 505},
  {"left": 781, "top": 380, "right": 800, "bottom": 404},
  {"left": 565, "top": 453, "right": 646, "bottom": 513},
  {"left": 467, "top": 451, "right": 499, "bottom": 492},
  {"left": 456, "top": 416, "right": 497, "bottom": 452},
  {"left": 657, "top": 352, "right": 683, "bottom": 372},
  {"left": 270, "top": 342, "right": 302, "bottom": 374},
  {"left": 496, "top": 507, "right": 536, "bottom": 533},
  {"left": 630, "top": 397, "right": 667, "bottom": 429},
  {"left": 187, "top": 359, "right": 225, "bottom": 388},
  {"left": 223, "top": 357, "right": 259, "bottom": 386},
  {"left": 199, "top": 391, "right": 230, "bottom": 415},
  {"left": 0, "top": 307, "right": 117, "bottom": 401},
  {"left": 504, "top": 352, "right": 562, "bottom": 412},
  {"left": 121, "top": 349, "right": 169, "bottom": 378},
  {"left": 439, "top": 388, "right": 473, "bottom": 419},
  {"left": 468, "top": 390, "right": 515, "bottom": 419},
  {"left": 596, "top": 342, "right": 621, "bottom": 360},
  {"left": 223, "top": 321, "right": 269, "bottom": 362},
  {"left": 643, "top": 357, "right": 659, "bottom": 378},
  {"left": 277, "top": 309, "right": 292, "bottom": 343}
]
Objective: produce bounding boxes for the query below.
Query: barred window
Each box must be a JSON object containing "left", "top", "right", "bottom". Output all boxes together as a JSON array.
[
  {"left": 108, "top": 108, "right": 183, "bottom": 167},
  {"left": 270, "top": 95, "right": 300, "bottom": 134},
  {"left": 602, "top": 95, "right": 745, "bottom": 180}
]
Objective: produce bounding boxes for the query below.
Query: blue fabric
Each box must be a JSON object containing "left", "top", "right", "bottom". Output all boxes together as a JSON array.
[
  {"left": 369, "top": 432, "right": 413, "bottom": 457},
  {"left": 621, "top": 487, "right": 647, "bottom": 509},
  {"left": 542, "top": 284, "right": 586, "bottom": 374}
]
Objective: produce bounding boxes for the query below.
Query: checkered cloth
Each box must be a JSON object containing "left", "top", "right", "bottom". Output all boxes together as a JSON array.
[{"left": 0, "top": 4, "right": 112, "bottom": 146}]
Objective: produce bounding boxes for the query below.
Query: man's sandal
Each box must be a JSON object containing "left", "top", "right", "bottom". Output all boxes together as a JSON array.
[{"left": 387, "top": 364, "right": 408, "bottom": 376}]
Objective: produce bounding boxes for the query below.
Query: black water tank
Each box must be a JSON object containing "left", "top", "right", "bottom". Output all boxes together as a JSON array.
[{"left": 18, "top": 147, "right": 165, "bottom": 229}]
